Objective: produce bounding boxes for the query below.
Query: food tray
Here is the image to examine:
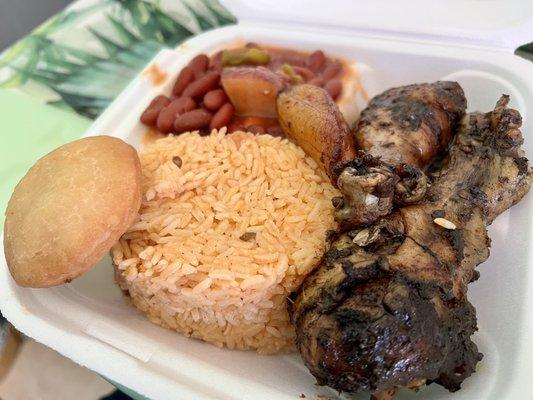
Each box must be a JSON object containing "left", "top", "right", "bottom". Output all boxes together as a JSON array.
[{"left": 1, "top": 22, "right": 533, "bottom": 400}]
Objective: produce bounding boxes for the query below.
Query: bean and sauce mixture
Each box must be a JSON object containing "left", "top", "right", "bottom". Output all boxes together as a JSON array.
[{"left": 140, "top": 44, "right": 345, "bottom": 136}]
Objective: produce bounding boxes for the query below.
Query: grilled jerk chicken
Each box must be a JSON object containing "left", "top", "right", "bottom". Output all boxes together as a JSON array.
[
  {"left": 354, "top": 81, "right": 466, "bottom": 168},
  {"left": 290, "top": 96, "right": 531, "bottom": 398},
  {"left": 278, "top": 82, "right": 466, "bottom": 227}
]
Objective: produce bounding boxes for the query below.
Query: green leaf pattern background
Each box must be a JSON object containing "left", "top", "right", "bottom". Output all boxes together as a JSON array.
[
  {"left": 0, "top": 0, "right": 235, "bottom": 218},
  {"left": 0, "top": 0, "right": 235, "bottom": 119}
]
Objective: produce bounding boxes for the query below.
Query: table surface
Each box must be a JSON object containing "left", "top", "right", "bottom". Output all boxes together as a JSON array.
[{"left": 0, "top": 0, "right": 73, "bottom": 51}]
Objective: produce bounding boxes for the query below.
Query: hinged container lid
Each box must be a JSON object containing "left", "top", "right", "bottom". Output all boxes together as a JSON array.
[{"left": 221, "top": 0, "right": 533, "bottom": 51}]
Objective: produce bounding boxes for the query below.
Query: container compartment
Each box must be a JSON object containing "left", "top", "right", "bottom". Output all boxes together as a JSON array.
[{"left": 1, "top": 24, "right": 532, "bottom": 400}]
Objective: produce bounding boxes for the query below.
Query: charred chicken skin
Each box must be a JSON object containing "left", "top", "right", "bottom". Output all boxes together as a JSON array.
[
  {"left": 278, "top": 83, "right": 532, "bottom": 399},
  {"left": 278, "top": 82, "right": 467, "bottom": 227},
  {"left": 354, "top": 81, "right": 467, "bottom": 168}
]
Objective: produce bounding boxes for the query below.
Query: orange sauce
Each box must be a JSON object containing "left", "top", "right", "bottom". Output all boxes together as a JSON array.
[{"left": 143, "top": 64, "right": 167, "bottom": 86}]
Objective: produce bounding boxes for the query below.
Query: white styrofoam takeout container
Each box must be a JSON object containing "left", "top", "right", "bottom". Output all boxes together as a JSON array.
[{"left": 1, "top": 1, "right": 533, "bottom": 399}]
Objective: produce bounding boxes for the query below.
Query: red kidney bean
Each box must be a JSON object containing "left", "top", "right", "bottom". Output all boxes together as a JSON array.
[
  {"left": 157, "top": 97, "right": 197, "bottom": 133},
  {"left": 322, "top": 61, "right": 342, "bottom": 80},
  {"left": 189, "top": 54, "right": 209, "bottom": 79},
  {"left": 210, "top": 59, "right": 222, "bottom": 73},
  {"left": 210, "top": 103, "right": 234, "bottom": 130},
  {"left": 266, "top": 125, "right": 285, "bottom": 137},
  {"left": 172, "top": 66, "right": 195, "bottom": 97},
  {"left": 324, "top": 79, "right": 342, "bottom": 100},
  {"left": 157, "top": 108, "right": 178, "bottom": 133},
  {"left": 210, "top": 51, "right": 223, "bottom": 72},
  {"left": 307, "top": 50, "right": 326, "bottom": 72},
  {"left": 203, "top": 89, "right": 228, "bottom": 111},
  {"left": 174, "top": 109, "right": 212, "bottom": 132},
  {"left": 246, "top": 124, "right": 266, "bottom": 134},
  {"left": 182, "top": 71, "right": 220, "bottom": 99},
  {"left": 308, "top": 76, "right": 324, "bottom": 87},
  {"left": 183, "top": 97, "right": 197, "bottom": 113},
  {"left": 292, "top": 66, "right": 315, "bottom": 81},
  {"left": 171, "top": 96, "right": 197, "bottom": 114},
  {"left": 140, "top": 95, "right": 170, "bottom": 126}
]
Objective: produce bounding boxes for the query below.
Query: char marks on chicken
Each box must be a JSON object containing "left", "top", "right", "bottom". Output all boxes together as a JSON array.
[
  {"left": 333, "top": 82, "right": 467, "bottom": 227},
  {"left": 355, "top": 81, "right": 467, "bottom": 168},
  {"left": 278, "top": 83, "right": 467, "bottom": 229},
  {"left": 278, "top": 82, "right": 531, "bottom": 398}
]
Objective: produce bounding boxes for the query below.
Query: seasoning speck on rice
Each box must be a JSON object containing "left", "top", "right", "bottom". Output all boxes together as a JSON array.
[{"left": 112, "top": 128, "right": 339, "bottom": 354}]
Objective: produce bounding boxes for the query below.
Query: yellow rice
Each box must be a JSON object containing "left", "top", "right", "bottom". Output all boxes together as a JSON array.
[{"left": 112, "top": 128, "right": 338, "bottom": 354}]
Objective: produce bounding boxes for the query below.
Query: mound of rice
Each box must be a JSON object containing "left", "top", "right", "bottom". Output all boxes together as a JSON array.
[{"left": 111, "top": 128, "right": 339, "bottom": 354}]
